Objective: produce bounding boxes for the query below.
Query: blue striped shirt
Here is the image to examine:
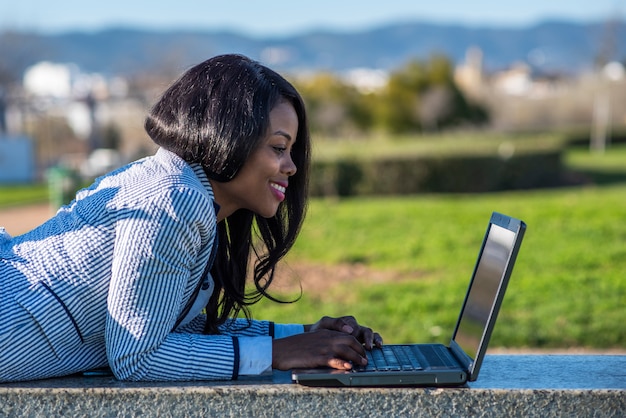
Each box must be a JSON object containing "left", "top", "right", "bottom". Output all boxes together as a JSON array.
[{"left": 0, "top": 148, "right": 302, "bottom": 382}]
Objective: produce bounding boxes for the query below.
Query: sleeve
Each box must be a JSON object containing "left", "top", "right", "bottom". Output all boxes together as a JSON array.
[
  {"left": 106, "top": 186, "right": 242, "bottom": 381},
  {"left": 217, "top": 318, "right": 273, "bottom": 336},
  {"left": 176, "top": 317, "right": 305, "bottom": 339},
  {"left": 235, "top": 323, "right": 305, "bottom": 375},
  {"left": 238, "top": 337, "right": 272, "bottom": 375},
  {"left": 176, "top": 318, "right": 305, "bottom": 375},
  {"left": 173, "top": 314, "right": 206, "bottom": 334},
  {"left": 274, "top": 323, "right": 305, "bottom": 338}
]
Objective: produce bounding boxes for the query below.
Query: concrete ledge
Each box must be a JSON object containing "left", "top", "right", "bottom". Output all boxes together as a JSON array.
[{"left": 1, "top": 355, "right": 624, "bottom": 417}]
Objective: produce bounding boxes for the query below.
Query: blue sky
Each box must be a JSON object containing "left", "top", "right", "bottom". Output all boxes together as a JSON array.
[{"left": 1, "top": 0, "right": 623, "bottom": 36}]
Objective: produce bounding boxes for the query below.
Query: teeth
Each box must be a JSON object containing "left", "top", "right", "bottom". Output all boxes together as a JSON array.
[{"left": 271, "top": 183, "right": 286, "bottom": 193}]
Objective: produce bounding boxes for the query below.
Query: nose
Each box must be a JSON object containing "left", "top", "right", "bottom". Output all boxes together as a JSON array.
[{"left": 282, "top": 152, "right": 297, "bottom": 177}]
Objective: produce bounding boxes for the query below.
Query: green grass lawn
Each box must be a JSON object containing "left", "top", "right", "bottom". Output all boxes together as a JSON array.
[
  {"left": 0, "top": 183, "right": 48, "bottom": 207},
  {"left": 311, "top": 133, "right": 564, "bottom": 161},
  {"left": 250, "top": 144, "right": 626, "bottom": 351}
]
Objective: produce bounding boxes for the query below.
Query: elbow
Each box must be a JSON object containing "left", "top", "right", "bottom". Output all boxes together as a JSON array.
[{"left": 109, "top": 356, "right": 147, "bottom": 381}]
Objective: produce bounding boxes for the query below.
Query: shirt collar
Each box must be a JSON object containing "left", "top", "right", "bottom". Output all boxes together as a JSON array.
[
  {"left": 190, "top": 162, "right": 220, "bottom": 214},
  {"left": 154, "top": 147, "right": 217, "bottom": 205}
]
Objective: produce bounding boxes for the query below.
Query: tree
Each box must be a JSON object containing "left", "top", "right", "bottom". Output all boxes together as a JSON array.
[
  {"left": 373, "top": 55, "right": 488, "bottom": 134},
  {"left": 290, "top": 54, "right": 489, "bottom": 137},
  {"left": 292, "top": 72, "right": 370, "bottom": 137}
]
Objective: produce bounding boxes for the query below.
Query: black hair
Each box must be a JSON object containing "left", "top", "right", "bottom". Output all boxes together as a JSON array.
[{"left": 145, "top": 54, "right": 310, "bottom": 333}]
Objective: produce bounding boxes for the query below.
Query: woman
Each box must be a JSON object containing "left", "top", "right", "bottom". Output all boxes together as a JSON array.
[{"left": 0, "top": 54, "right": 382, "bottom": 382}]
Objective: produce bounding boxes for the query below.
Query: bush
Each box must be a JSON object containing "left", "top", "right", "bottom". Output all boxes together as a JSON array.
[{"left": 310, "top": 149, "right": 564, "bottom": 196}]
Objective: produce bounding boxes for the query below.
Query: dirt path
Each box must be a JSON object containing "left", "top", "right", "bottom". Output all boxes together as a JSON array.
[{"left": 0, "top": 203, "right": 54, "bottom": 236}]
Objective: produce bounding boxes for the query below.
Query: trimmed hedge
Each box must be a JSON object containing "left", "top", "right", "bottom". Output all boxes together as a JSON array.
[{"left": 309, "top": 150, "right": 564, "bottom": 196}]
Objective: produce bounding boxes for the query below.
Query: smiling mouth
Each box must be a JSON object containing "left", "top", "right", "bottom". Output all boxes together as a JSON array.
[{"left": 270, "top": 182, "right": 286, "bottom": 194}]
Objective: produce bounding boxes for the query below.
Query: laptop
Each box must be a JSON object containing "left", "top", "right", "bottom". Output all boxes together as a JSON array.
[{"left": 292, "top": 211, "right": 526, "bottom": 387}]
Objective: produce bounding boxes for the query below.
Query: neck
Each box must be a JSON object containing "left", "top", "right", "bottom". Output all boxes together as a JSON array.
[{"left": 209, "top": 179, "right": 235, "bottom": 222}]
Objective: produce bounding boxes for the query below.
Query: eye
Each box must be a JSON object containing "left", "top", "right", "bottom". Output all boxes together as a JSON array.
[{"left": 272, "top": 146, "right": 287, "bottom": 154}]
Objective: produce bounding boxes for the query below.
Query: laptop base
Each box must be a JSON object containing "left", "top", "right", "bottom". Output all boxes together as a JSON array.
[{"left": 292, "top": 367, "right": 468, "bottom": 387}]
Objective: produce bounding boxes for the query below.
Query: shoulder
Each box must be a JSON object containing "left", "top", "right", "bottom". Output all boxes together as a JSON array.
[
  {"left": 110, "top": 150, "right": 212, "bottom": 204},
  {"left": 81, "top": 150, "right": 216, "bottom": 228}
]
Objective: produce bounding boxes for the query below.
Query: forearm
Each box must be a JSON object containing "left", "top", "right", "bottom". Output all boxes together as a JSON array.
[{"left": 109, "top": 332, "right": 239, "bottom": 381}]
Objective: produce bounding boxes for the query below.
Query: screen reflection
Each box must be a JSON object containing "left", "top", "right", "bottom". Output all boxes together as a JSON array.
[{"left": 453, "top": 224, "right": 516, "bottom": 359}]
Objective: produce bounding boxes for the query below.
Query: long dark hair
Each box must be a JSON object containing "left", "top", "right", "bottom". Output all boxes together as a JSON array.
[{"left": 145, "top": 54, "right": 310, "bottom": 333}]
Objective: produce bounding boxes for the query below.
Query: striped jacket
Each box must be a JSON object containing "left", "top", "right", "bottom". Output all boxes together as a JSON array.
[{"left": 0, "top": 148, "right": 300, "bottom": 382}]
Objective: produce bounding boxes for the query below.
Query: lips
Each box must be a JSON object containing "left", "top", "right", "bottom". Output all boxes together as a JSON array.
[{"left": 270, "top": 181, "right": 287, "bottom": 201}]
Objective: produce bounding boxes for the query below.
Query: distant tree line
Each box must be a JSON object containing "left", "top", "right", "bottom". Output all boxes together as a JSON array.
[{"left": 292, "top": 55, "right": 489, "bottom": 138}]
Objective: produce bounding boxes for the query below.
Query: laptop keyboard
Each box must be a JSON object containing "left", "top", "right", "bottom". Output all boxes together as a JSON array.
[{"left": 356, "top": 344, "right": 457, "bottom": 372}]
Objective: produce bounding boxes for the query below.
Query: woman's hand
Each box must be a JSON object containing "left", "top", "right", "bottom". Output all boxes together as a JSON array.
[
  {"left": 305, "top": 316, "right": 383, "bottom": 350},
  {"left": 272, "top": 316, "right": 383, "bottom": 371}
]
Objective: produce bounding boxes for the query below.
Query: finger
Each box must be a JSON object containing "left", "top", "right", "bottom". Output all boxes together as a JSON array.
[
  {"left": 335, "top": 335, "right": 367, "bottom": 362},
  {"left": 373, "top": 333, "right": 383, "bottom": 348},
  {"left": 326, "top": 347, "right": 367, "bottom": 370},
  {"left": 358, "top": 326, "right": 375, "bottom": 350},
  {"left": 315, "top": 331, "right": 367, "bottom": 368},
  {"left": 327, "top": 357, "right": 353, "bottom": 370},
  {"left": 354, "top": 328, "right": 383, "bottom": 350},
  {"left": 320, "top": 316, "right": 356, "bottom": 334},
  {"left": 312, "top": 316, "right": 348, "bottom": 333},
  {"left": 337, "top": 316, "right": 358, "bottom": 334}
]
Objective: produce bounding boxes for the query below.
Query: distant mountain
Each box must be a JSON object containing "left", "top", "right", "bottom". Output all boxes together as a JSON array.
[{"left": 1, "top": 19, "right": 624, "bottom": 79}]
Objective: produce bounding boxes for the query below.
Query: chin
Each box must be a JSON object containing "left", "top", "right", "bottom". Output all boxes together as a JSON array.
[{"left": 255, "top": 206, "right": 280, "bottom": 219}]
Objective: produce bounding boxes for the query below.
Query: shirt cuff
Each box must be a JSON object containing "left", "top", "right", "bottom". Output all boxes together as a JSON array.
[
  {"left": 238, "top": 336, "right": 273, "bottom": 375},
  {"left": 273, "top": 323, "right": 305, "bottom": 339},
  {"left": 237, "top": 324, "right": 305, "bottom": 375}
]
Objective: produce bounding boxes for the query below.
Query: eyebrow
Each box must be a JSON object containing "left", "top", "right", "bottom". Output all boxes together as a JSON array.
[{"left": 273, "top": 130, "right": 293, "bottom": 142}]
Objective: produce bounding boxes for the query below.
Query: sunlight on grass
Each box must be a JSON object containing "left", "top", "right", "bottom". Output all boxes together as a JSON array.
[
  {"left": 312, "top": 133, "right": 564, "bottom": 161},
  {"left": 252, "top": 144, "right": 626, "bottom": 350},
  {"left": 0, "top": 183, "right": 48, "bottom": 207}
]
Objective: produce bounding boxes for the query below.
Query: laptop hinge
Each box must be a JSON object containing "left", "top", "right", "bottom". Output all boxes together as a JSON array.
[{"left": 449, "top": 340, "right": 474, "bottom": 375}]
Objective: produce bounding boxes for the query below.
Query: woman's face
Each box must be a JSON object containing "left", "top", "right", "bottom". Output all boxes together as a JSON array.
[{"left": 211, "top": 100, "right": 299, "bottom": 220}]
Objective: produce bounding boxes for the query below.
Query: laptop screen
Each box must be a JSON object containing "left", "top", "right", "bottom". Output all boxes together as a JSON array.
[{"left": 452, "top": 222, "right": 517, "bottom": 360}]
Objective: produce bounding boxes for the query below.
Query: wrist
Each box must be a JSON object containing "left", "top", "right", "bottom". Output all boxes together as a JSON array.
[{"left": 271, "top": 338, "right": 286, "bottom": 370}]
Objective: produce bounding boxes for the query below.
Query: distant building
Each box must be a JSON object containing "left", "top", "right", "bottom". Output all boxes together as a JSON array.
[
  {"left": 0, "top": 87, "right": 7, "bottom": 134},
  {"left": 0, "top": 136, "right": 35, "bottom": 183},
  {"left": 454, "top": 47, "right": 484, "bottom": 98},
  {"left": 20, "top": 61, "right": 132, "bottom": 154},
  {"left": 342, "top": 68, "right": 388, "bottom": 93},
  {"left": 491, "top": 63, "right": 533, "bottom": 96},
  {"left": 23, "top": 62, "right": 77, "bottom": 99}
]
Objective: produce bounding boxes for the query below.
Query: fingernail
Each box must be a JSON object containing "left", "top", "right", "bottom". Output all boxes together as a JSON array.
[{"left": 342, "top": 325, "right": 354, "bottom": 333}]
